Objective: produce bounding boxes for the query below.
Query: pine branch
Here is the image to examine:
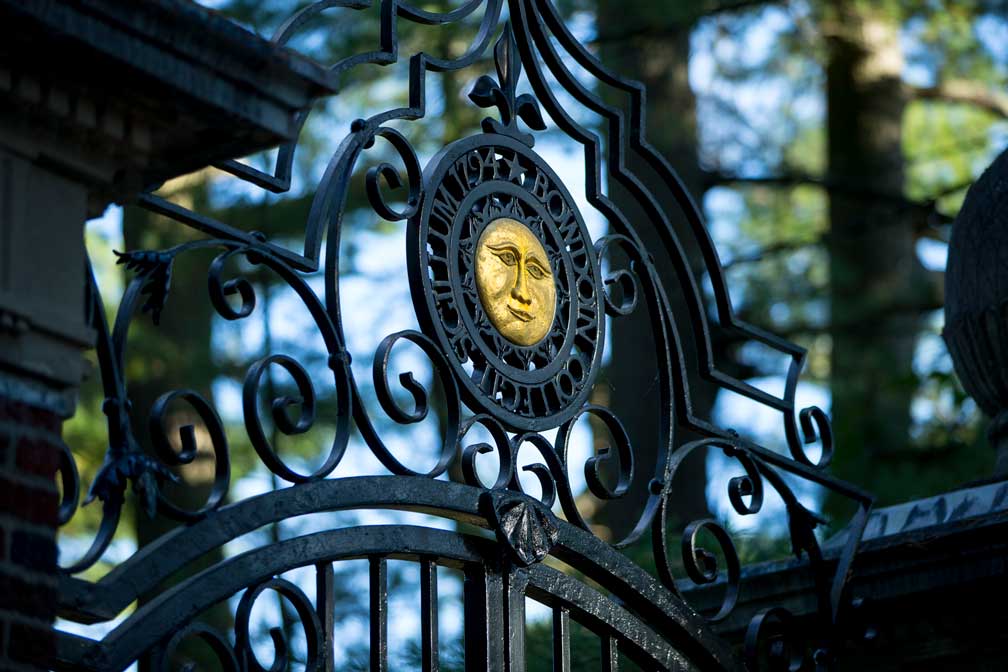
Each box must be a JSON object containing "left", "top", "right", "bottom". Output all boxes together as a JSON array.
[
  {"left": 909, "top": 80, "right": 1008, "bottom": 119},
  {"left": 703, "top": 169, "right": 956, "bottom": 224},
  {"left": 590, "top": 0, "right": 785, "bottom": 44},
  {"left": 737, "top": 295, "right": 947, "bottom": 343},
  {"left": 707, "top": 170, "right": 967, "bottom": 270},
  {"left": 927, "top": 177, "right": 976, "bottom": 201},
  {"left": 723, "top": 238, "right": 819, "bottom": 269}
]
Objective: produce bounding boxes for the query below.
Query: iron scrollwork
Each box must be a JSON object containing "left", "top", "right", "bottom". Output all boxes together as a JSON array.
[{"left": 55, "top": 2, "right": 875, "bottom": 671}]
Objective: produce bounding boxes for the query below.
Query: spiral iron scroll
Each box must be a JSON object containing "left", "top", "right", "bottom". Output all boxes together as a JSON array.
[{"left": 148, "top": 575, "right": 324, "bottom": 672}]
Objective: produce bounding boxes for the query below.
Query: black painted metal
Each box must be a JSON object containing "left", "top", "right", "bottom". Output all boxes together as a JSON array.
[
  {"left": 421, "top": 558, "right": 440, "bottom": 672},
  {"left": 944, "top": 147, "right": 1008, "bottom": 464},
  {"left": 371, "top": 556, "right": 389, "bottom": 672},
  {"left": 553, "top": 607, "right": 571, "bottom": 672},
  {"left": 54, "top": 1, "right": 875, "bottom": 670},
  {"left": 602, "top": 636, "right": 619, "bottom": 672}
]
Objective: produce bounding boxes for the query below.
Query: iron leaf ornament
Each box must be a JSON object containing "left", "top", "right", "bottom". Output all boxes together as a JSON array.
[
  {"left": 86, "top": 451, "right": 178, "bottom": 518},
  {"left": 114, "top": 249, "right": 175, "bottom": 325},
  {"left": 483, "top": 491, "right": 559, "bottom": 566}
]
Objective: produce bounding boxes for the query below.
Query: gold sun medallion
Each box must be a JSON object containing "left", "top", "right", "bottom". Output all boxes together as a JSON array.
[
  {"left": 474, "top": 218, "right": 556, "bottom": 346},
  {"left": 411, "top": 136, "right": 604, "bottom": 428}
]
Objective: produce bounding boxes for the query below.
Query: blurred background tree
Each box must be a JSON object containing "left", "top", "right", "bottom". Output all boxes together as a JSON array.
[{"left": 683, "top": 0, "right": 1007, "bottom": 517}]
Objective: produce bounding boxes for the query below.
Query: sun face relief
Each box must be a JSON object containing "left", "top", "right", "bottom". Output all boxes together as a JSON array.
[{"left": 475, "top": 218, "right": 557, "bottom": 346}]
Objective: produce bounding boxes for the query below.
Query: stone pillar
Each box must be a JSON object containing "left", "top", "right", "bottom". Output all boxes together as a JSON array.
[{"left": 0, "top": 149, "right": 92, "bottom": 670}]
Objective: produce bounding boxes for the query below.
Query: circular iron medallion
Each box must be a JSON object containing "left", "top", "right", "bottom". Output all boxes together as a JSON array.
[{"left": 409, "top": 134, "right": 604, "bottom": 431}]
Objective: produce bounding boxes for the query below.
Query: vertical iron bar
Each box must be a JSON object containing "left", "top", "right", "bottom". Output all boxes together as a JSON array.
[
  {"left": 370, "top": 555, "right": 388, "bottom": 672},
  {"left": 601, "top": 636, "right": 619, "bottom": 672},
  {"left": 552, "top": 606, "right": 570, "bottom": 672},
  {"left": 421, "top": 558, "right": 440, "bottom": 672},
  {"left": 316, "top": 561, "right": 335, "bottom": 672},
  {"left": 503, "top": 565, "right": 528, "bottom": 672},
  {"left": 464, "top": 562, "right": 505, "bottom": 672},
  {"left": 463, "top": 565, "right": 487, "bottom": 670},
  {"left": 487, "top": 567, "right": 505, "bottom": 672}
]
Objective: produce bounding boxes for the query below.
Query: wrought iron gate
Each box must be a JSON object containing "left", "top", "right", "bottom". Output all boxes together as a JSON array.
[{"left": 54, "top": 1, "right": 873, "bottom": 670}]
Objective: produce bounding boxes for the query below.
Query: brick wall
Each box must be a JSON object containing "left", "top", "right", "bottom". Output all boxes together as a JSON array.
[{"left": 0, "top": 396, "right": 62, "bottom": 671}]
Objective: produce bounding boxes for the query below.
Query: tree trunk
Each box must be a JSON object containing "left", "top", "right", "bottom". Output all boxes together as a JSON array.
[{"left": 823, "top": 2, "right": 924, "bottom": 517}]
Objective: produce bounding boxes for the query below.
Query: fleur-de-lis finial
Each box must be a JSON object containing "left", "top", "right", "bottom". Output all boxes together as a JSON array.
[{"left": 468, "top": 22, "right": 547, "bottom": 146}]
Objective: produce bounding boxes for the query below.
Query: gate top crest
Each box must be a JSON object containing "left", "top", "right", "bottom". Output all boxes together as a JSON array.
[{"left": 54, "top": 1, "right": 873, "bottom": 670}]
